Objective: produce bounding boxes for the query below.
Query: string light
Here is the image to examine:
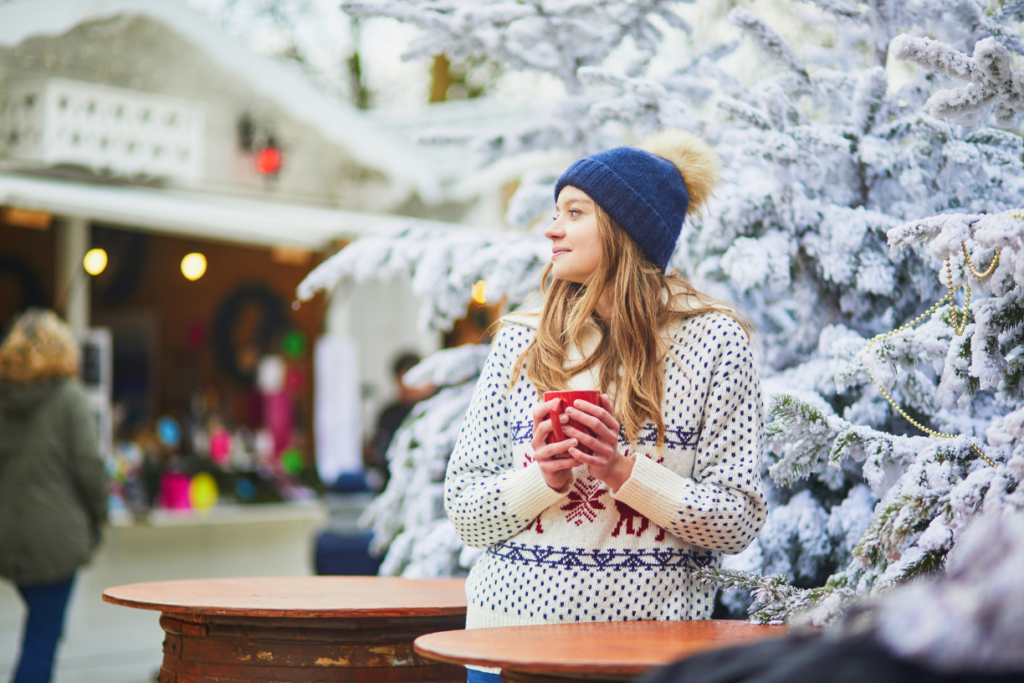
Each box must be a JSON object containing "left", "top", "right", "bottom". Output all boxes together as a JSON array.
[
  {"left": 256, "top": 147, "right": 281, "bottom": 175},
  {"left": 471, "top": 279, "right": 487, "bottom": 305},
  {"left": 181, "top": 252, "right": 207, "bottom": 281},
  {"left": 83, "top": 248, "right": 108, "bottom": 276}
]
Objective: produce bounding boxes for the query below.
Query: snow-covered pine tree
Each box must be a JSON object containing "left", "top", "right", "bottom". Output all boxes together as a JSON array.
[
  {"left": 298, "top": 221, "right": 547, "bottom": 575},
  {"left": 689, "top": 1, "right": 1024, "bottom": 622},
  {"left": 702, "top": 205, "right": 1024, "bottom": 625},
  {"left": 298, "top": 0, "right": 1024, "bottom": 603}
]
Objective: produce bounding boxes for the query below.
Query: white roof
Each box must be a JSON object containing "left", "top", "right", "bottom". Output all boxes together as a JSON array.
[
  {"left": 0, "top": 0, "right": 442, "bottom": 202},
  {"left": 0, "top": 172, "right": 395, "bottom": 249}
]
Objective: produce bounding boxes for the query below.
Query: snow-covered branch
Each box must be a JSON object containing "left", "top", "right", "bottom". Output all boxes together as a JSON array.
[
  {"left": 403, "top": 344, "right": 492, "bottom": 388},
  {"left": 341, "top": 0, "right": 694, "bottom": 93},
  {"left": 298, "top": 220, "right": 547, "bottom": 331},
  {"left": 728, "top": 8, "right": 809, "bottom": 82},
  {"left": 892, "top": 35, "right": 1024, "bottom": 127}
]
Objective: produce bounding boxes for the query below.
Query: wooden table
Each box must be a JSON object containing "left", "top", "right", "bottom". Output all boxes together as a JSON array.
[
  {"left": 103, "top": 576, "right": 468, "bottom": 683},
  {"left": 415, "top": 620, "right": 789, "bottom": 683}
]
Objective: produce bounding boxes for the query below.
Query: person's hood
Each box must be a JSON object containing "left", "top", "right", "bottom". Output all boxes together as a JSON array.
[{"left": 0, "top": 379, "right": 65, "bottom": 415}]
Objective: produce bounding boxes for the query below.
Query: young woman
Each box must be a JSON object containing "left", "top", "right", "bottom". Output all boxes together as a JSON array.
[{"left": 444, "top": 131, "right": 767, "bottom": 671}]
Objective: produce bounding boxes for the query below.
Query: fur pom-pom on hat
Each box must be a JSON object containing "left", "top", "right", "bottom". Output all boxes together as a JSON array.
[
  {"left": 555, "top": 129, "right": 719, "bottom": 271},
  {"left": 640, "top": 129, "right": 719, "bottom": 218}
]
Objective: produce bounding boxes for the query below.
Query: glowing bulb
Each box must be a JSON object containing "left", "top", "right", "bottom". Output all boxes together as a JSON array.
[
  {"left": 471, "top": 279, "right": 487, "bottom": 305},
  {"left": 181, "top": 252, "right": 207, "bottom": 281},
  {"left": 83, "top": 248, "right": 108, "bottom": 276},
  {"left": 256, "top": 148, "right": 281, "bottom": 175}
]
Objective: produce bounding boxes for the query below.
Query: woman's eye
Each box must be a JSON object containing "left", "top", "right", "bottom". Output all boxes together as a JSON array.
[{"left": 569, "top": 210, "right": 580, "bottom": 217}]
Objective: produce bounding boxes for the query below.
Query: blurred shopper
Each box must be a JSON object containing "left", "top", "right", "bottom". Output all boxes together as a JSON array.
[
  {"left": 0, "top": 309, "right": 108, "bottom": 683},
  {"left": 366, "top": 352, "right": 435, "bottom": 486}
]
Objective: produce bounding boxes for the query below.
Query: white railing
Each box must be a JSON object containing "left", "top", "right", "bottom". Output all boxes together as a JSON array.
[{"left": 1, "top": 78, "right": 205, "bottom": 183}]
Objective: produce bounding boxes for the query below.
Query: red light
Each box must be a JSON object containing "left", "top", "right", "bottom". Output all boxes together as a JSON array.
[{"left": 256, "top": 147, "right": 281, "bottom": 175}]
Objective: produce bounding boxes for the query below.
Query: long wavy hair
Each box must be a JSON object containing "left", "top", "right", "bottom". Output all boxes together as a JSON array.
[{"left": 509, "top": 207, "right": 746, "bottom": 451}]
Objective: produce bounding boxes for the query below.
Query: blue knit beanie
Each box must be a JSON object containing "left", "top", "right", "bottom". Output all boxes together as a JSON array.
[{"left": 555, "top": 133, "right": 717, "bottom": 272}]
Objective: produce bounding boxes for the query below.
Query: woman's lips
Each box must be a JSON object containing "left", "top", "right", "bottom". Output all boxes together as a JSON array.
[{"left": 552, "top": 249, "right": 570, "bottom": 258}]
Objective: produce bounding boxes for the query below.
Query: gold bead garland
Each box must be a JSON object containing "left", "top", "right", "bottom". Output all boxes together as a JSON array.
[
  {"left": 962, "top": 242, "right": 1000, "bottom": 279},
  {"left": 860, "top": 210, "right": 1024, "bottom": 469},
  {"left": 861, "top": 292, "right": 995, "bottom": 465},
  {"left": 944, "top": 253, "right": 971, "bottom": 336}
]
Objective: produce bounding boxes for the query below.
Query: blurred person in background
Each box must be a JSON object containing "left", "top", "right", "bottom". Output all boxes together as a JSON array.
[
  {"left": 365, "top": 352, "right": 435, "bottom": 488},
  {"left": 0, "top": 309, "right": 108, "bottom": 683}
]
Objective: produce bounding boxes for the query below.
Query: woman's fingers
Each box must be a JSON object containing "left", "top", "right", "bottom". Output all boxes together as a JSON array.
[
  {"left": 562, "top": 424, "right": 602, "bottom": 453},
  {"left": 571, "top": 398, "right": 619, "bottom": 430},
  {"left": 534, "top": 436, "right": 579, "bottom": 462},
  {"left": 532, "top": 399, "right": 563, "bottom": 427},
  {"left": 531, "top": 399, "right": 568, "bottom": 448},
  {"left": 533, "top": 416, "right": 553, "bottom": 441},
  {"left": 568, "top": 448, "right": 600, "bottom": 465},
  {"left": 540, "top": 455, "right": 581, "bottom": 473},
  {"left": 568, "top": 448, "right": 612, "bottom": 479},
  {"left": 566, "top": 404, "right": 618, "bottom": 442},
  {"left": 531, "top": 414, "right": 569, "bottom": 451}
]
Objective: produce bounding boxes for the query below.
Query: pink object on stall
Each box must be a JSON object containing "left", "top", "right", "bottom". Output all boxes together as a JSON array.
[
  {"left": 263, "top": 391, "right": 292, "bottom": 457},
  {"left": 209, "top": 428, "right": 232, "bottom": 465},
  {"left": 285, "top": 366, "right": 305, "bottom": 394},
  {"left": 159, "top": 472, "right": 192, "bottom": 510}
]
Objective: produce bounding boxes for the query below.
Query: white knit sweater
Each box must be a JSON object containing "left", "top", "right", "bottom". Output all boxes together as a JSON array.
[{"left": 444, "top": 311, "right": 767, "bottom": 630}]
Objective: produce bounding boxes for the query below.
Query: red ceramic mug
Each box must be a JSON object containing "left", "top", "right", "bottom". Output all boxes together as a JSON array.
[{"left": 544, "top": 390, "right": 601, "bottom": 456}]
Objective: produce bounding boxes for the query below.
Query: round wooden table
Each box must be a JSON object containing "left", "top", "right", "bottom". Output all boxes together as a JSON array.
[
  {"left": 103, "top": 576, "right": 468, "bottom": 683},
  {"left": 415, "top": 620, "right": 789, "bottom": 683}
]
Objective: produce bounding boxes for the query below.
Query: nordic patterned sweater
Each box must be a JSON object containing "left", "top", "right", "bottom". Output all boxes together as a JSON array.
[{"left": 444, "top": 310, "right": 767, "bottom": 630}]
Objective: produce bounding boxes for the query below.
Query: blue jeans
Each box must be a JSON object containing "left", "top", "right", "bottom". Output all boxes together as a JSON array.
[
  {"left": 467, "top": 668, "right": 502, "bottom": 683},
  {"left": 12, "top": 575, "right": 76, "bottom": 683}
]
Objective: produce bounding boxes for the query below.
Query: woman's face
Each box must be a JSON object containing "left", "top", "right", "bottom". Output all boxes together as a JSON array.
[{"left": 545, "top": 186, "right": 603, "bottom": 284}]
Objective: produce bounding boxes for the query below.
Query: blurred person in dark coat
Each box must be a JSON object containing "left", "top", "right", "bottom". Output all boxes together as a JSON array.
[
  {"left": 365, "top": 352, "right": 435, "bottom": 487},
  {"left": 0, "top": 309, "right": 108, "bottom": 683}
]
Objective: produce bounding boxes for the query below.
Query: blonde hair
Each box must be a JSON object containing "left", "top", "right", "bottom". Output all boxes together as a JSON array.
[
  {"left": 509, "top": 207, "right": 745, "bottom": 452},
  {"left": 0, "top": 309, "right": 80, "bottom": 383}
]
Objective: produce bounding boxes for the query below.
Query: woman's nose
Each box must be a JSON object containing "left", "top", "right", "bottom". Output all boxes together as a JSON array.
[{"left": 543, "top": 218, "right": 563, "bottom": 239}]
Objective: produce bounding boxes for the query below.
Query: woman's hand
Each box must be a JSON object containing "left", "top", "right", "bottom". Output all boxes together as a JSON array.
[
  {"left": 531, "top": 399, "right": 581, "bottom": 490},
  {"left": 563, "top": 394, "right": 634, "bottom": 491}
]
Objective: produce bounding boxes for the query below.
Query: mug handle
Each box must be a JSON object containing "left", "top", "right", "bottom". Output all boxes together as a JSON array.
[{"left": 549, "top": 399, "right": 567, "bottom": 444}]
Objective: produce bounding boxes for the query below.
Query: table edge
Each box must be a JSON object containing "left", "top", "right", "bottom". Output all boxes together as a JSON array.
[
  {"left": 414, "top": 640, "right": 650, "bottom": 677},
  {"left": 102, "top": 592, "right": 468, "bottom": 617},
  {"left": 413, "top": 621, "right": 792, "bottom": 676},
  {"left": 102, "top": 577, "right": 468, "bottom": 617}
]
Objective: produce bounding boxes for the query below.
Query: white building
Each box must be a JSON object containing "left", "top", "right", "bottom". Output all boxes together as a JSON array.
[{"left": 0, "top": 0, "right": 495, "bottom": 462}]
